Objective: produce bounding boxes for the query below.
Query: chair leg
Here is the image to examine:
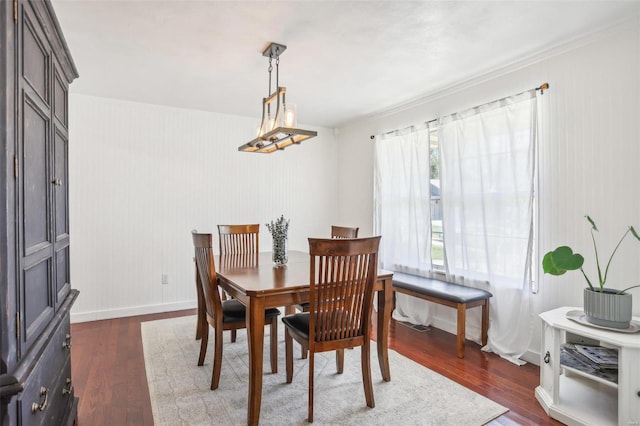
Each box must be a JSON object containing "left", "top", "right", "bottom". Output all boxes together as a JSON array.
[
  {"left": 231, "top": 329, "right": 237, "bottom": 343},
  {"left": 211, "top": 326, "right": 223, "bottom": 390},
  {"left": 308, "top": 352, "right": 314, "bottom": 423},
  {"left": 335, "top": 349, "right": 344, "bottom": 374},
  {"left": 197, "top": 324, "right": 209, "bottom": 366},
  {"left": 285, "top": 329, "right": 293, "bottom": 383},
  {"left": 270, "top": 317, "right": 278, "bottom": 374},
  {"left": 361, "top": 341, "right": 375, "bottom": 408}
]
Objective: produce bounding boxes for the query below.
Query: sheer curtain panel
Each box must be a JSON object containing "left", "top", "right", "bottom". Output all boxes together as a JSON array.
[
  {"left": 374, "top": 127, "right": 434, "bottom": 325},
  {"left": 439, "top": 90, "right": 538, "bottom": 365}
]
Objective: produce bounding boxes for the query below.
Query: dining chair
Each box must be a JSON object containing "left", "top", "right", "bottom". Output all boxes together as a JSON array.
[
  {"left": 192, "top": 231, "right": 281, "bottom": 389},
  {"left": 217, "top": 224, "right": 260, "bottom": 256},
  {"left": 283, "top": 236, "right": 381, "bottom": 422},
  {"left": 295, "top": 225, "right": 360, "bottom": 358},
  {"left": 216, "top": 224, "right": 260, "bottom": 342}
]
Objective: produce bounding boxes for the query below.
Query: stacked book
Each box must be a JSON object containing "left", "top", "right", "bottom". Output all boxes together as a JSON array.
[{"left": 560, "top": 343, "right": 618, "bottom": 384}]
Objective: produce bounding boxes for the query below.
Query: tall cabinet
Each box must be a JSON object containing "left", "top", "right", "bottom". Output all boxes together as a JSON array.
[{"left": 1, "top": 0, "right": 79, "bottom": 425}]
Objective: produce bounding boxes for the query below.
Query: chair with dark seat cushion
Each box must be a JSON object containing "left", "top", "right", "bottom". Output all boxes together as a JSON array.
[
  {"left": 295, "top": 225, "right": 361, "bottom": 358},
  {"left": 215, "top": 224, "right": 260, "bottom": 342},
  {"left": 192, "top": 231, "right": 280, "bottom": 389},
  {"left": 217, "top": 224, "right": 260, "bottom": 256},
  {"left": 283, "top": 236, "right": 381, "bottom": 422}
]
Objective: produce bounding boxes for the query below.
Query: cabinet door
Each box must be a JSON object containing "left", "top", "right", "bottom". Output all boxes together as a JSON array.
[
  {"left": 539, "top": 321, "right": 556, "bottom": 397},
  {"left": 52, "top": 63, "right": 70, "bottom": 309},
  {"left": 17, "top": 1, "right": 55, "bottom": 357}
]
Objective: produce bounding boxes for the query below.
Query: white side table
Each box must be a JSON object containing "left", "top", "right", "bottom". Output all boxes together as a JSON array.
[{"left": 535, "top": 306, "right": 640, "bottom": 426}]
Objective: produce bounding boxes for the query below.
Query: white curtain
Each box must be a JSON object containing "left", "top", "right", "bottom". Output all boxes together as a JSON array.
[
  {"left": 373, "top": 126, "right": 434, "bottom": 325},
  {"left": 439, "top": 90, "right": 537, "bottom": 365}
]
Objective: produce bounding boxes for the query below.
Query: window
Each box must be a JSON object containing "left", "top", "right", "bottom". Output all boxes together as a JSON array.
[
  {"left": 374, "top": 87, "right": 541, "bottom": 364},
  {"left": 429, "top": 128, "right": 444, "bottom": 269}
]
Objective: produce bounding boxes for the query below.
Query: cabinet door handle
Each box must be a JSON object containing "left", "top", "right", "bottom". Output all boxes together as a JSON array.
[
  {"left": 31, "top": 386, "right": 48, "bottom": 413},
  {"left": 62, "top": 333, "right": 72, "bottom": 350},
  {"left": 544, "top": 351, "right": 550, "bottom": 364},
  {"left": 62, "top": 378, "right": 73, "bottom": 396}
]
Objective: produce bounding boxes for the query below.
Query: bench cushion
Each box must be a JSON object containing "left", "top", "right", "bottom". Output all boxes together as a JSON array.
[{"left": 392, "top": 272, "right": 492, "bottom": 304}]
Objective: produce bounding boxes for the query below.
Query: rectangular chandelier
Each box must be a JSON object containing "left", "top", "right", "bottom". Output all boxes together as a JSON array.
[{"left": 238, "top": 43, "right": 317, "bottom": 153}]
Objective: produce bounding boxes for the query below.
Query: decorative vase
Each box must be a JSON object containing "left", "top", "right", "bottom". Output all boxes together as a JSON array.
[
  {"left": 583, "top": 287, "right": 632, "bottom": 329},
  {"left": 267, "top": 215, "right": 289, "bottom": 267},
  {"left": 272, "top": 235, "right": 288, "bottom": 266}
]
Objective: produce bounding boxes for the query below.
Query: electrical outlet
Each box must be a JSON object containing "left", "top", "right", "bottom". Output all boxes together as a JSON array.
[{"left": 161, "top": 274, "right": 169, "bottom": 285}]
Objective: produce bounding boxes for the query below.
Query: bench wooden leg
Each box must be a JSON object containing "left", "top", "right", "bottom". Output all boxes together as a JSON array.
[
  {"left": 456, "top": 303, "right": 466, "bottom": 359},
  {"left": 481, "top": 299, "right": 489, "bottom": 346}
]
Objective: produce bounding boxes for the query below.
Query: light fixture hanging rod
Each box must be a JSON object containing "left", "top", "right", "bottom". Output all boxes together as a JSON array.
[{"left": 262, "top": 42, "right": 287, "bottom": 58}]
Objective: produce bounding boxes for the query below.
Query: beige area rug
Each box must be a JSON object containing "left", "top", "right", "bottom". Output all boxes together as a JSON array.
[{"left": 141, "top": 315, "right": 508, "bottom": 425}]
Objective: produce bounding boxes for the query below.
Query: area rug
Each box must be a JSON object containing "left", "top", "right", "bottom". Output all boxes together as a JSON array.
[{"left": 141, "top": 315, "right": 508, "bottom": 425}]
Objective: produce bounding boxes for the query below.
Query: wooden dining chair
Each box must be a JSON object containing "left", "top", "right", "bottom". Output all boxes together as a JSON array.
[
  {"left": 192, "top": 231, "right": 281, "bottom": 389},
  {"left": 330, "top": 225, "right": 359, "bottom": 239},
  {"left": 295, "top": 225, "right": 361, "bottom": 358},
  {"left": 216, "top": 224, "right": 260, "bottom": 342},
  {"left": 217, "top": 224, "right": 260, "bottom": 256},
  {"left": 283, "top": 236, "right": 381, "bottom": 422}
]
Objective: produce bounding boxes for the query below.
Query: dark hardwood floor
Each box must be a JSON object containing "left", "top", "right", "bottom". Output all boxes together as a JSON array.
[{"left": 71, "top": 309, "right": 560, "bottom": 425}]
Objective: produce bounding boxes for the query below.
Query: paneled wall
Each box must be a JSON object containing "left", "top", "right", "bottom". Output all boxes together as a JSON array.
[
  {"left": 69, "top": 96, "right": 338, "bottom": 322},
  {"left": 335, "top": 16, "right": 640, "bottom": 361}
]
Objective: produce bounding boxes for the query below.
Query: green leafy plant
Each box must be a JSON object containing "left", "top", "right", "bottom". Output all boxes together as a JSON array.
[
  {"left": 542, "top": 215, "right": 640, "bottom": 293},
  {"left": 266, "top": 215, "right": 289, "bottom": 240}
]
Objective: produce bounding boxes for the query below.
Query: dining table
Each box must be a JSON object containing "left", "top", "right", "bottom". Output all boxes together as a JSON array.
[{"left": 212, "top": 250, "right": 394, "bottom": 426}]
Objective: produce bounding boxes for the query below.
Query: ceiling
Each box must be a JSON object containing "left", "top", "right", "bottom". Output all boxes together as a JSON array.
[{"left": 52, "top": 1, "right": 637, "bottom": 128}]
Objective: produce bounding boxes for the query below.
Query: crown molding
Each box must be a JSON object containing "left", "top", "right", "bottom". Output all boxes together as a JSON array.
[{"left": 359, "top": 13, "right": 639, "bottom": 124}]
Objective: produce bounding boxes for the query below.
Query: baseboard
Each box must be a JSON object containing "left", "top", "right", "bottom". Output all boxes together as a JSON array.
[
  {"left": 522, "top": 348, "right": 540, "bottom": 366},
  {"left": 71, "top": 300, "right": 197, "bottom": 323},
  {"left": 427, "top": 316, "right": 541, "bottom": 365},
  {"left": 430, "top": 316, "right": 484, "bottom": 344}
]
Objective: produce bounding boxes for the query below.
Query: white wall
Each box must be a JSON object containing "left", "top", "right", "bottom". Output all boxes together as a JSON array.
[
  {"left": 69, "top": 96, "right": 338, "bottom": 322},
  {"left": 335, "top": 16, "right": 640, "bottom": 361}
]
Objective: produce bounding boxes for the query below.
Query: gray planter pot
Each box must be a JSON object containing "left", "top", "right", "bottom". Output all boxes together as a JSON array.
[{"left": 583, "top": 287, "right": 632, "bottom": 329}]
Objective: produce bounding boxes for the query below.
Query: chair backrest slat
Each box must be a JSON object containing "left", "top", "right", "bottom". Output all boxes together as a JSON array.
[
  {"left": 331, "top": 225, "right": 359, "bottom": 239},
  {"left": 308, "top": 236, "right": 380, "bottom": 345},
  {"left": 217, "top": 224, "right": 260, "bottom": 255}
]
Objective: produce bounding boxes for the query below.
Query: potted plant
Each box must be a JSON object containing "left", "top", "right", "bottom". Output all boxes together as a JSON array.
[{"left": 542, "top": 215, "right": 640, "bottom": 329}]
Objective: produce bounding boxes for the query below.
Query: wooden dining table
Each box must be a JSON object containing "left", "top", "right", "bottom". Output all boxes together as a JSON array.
[{"left": 213, "top": 250, "right": 393, "bottom": 426}]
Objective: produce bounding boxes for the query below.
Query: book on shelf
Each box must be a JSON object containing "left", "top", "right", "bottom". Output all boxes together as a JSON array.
[
  {"left": 560, "top": 343, "right": 618, "bottom": 384},
  {"left": 574, "top": 344, "right": 618, "bottom": 369}
]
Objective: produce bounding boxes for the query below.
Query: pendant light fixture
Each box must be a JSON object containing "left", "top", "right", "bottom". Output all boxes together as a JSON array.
[{"left": 238, "top": 42, "right": 317, "bottom": 153}]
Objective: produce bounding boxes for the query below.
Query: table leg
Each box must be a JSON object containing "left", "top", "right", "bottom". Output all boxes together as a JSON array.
[
  {"left": 246, "top": 297, "right": 266, "bottom": 426},
  {"left": 376, "top": 277, "right": 392, "bottom": 382}
]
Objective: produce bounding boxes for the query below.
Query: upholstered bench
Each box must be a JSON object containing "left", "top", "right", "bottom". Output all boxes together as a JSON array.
[{"left": 392, "top": 272, "right": 492, "bottom": 358}]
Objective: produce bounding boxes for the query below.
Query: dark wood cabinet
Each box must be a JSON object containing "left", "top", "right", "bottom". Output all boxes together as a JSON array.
[{"left": 1, "top": 0, "right": 79, "bottom": 424}]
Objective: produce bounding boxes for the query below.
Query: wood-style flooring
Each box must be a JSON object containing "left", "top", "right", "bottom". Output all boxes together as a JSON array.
[{"left": 70, "top": 309, "right": 561, "bottom": 425}]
